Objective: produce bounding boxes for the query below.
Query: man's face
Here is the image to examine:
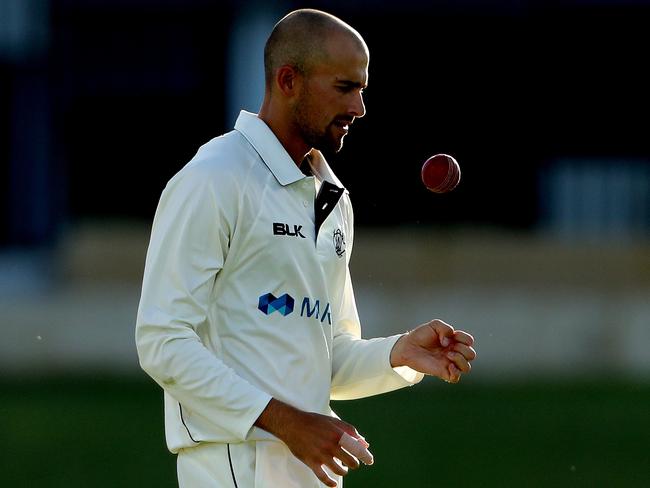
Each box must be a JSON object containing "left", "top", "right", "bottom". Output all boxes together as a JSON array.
[{"left": 292, "top": 35, "right": 368, "bottom": 153}]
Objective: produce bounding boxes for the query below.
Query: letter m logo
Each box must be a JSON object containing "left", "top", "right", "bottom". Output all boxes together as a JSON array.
[
  {"left": 258, "top": 293, "right": 295, "bottom": 316},
  {"left": 301, "top": 297, "right": 332, "bottom": 325}
]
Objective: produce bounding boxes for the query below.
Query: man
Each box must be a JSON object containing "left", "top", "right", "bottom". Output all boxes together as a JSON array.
[{"left": 136, "top": 8, "right": 476, "bottom": 488}]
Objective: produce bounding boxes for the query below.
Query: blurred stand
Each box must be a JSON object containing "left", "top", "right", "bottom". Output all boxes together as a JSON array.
[
  {"left": 540, "top": 159, "right": 650, "bottom": 241},
  {"left": 1, "top": 221, "right": 649, "bottom": 381},
  {"left": 352, "top": 227, "right": 650, "bottom": 381},
  {"left": 1, "top": 0, "right": 63, "bottom": 296},
  {"left": 226, "top": 3, "right": 286, "bottom": 126}
]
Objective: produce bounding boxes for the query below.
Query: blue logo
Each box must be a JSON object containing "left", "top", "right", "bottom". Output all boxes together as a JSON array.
[
  {"left": 301, "top": 298, "right": 332, "bottom": 325},
  {"left": 258, "top": 293, "right": 295, "bottom": 316},
  {"left": 258, "top": 292, "right": 332, "bottom": 325}
]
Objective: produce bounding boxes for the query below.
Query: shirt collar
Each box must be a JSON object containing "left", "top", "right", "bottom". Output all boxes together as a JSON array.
[
  {"left": 234, "top": 110, "right": 305, "bottom": 186},
  {"left": 234, "top": 110, "right": 348, "bottom": 193},
  {"left": 306, "top": 150, "right": 349, "bottom": 194}
]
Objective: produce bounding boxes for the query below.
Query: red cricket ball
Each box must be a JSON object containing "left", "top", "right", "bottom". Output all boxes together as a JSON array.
[{"left": 421, "top": 154, "right": 461, "bottom": 193}]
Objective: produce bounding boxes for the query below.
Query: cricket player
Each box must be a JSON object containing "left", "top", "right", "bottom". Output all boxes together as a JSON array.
[{"left": 136, "top": 8, "right": 476, "bottom": 488}]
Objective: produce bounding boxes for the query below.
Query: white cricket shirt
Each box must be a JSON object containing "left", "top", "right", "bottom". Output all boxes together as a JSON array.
[{"left": 135, "top": 111, "right": 423, "bottom": 454}]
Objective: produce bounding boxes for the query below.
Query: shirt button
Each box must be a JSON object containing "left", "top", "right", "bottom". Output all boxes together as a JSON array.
[{"left": 303, "top": 201, "right": 309, "bottom": 207}]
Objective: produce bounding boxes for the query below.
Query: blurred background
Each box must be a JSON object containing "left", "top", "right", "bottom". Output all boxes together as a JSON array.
[{"left": 2, "top": 0, "right": 649, "bottom": 486}]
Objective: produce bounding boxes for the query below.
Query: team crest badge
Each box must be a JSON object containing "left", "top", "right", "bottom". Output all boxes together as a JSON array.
[{"left": 333, "top": 229, "right": 345, "bottom": 258}]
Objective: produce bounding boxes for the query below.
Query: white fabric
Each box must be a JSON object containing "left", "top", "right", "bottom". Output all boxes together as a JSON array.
[
  {"left": 177, "top": 441, "right": 343, "bottom": 488},
  {"left": 136, "top": 110, "right": 424, "bottom": 482}
]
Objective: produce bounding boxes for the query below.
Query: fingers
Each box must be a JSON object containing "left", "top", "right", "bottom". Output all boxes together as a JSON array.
[
  {"left": 315, "top": 454, "right": 360, "bottom": 488},
  {"left": 446, "top": 350, "right": 471, "bottom": 373},
  {"left": 309, "top": 432, "right": 369, "bottom": 487},
  {"left": 339, "top": 432, "right": 374, "bottom": 465},
  {"left": 447, "top": 338, "right": 476, "bottom": 382},
  {"left": 335, "top": 421, "right": 370, "bottom": 450},
  {"left": 312, "top": 465, "right": 338, "bottom": 487},
  {"left": 451, "top": 342, "right": 477, "bottom": 362},
  {"left": 428, "top": 319, "right": 455, "bottom": 347},
  {"left": 337, "top": 420, "right": 364, "bottom": 442},
  {"left": 335, "top": 447, "right": 361, "bottom": 470},
  {"left": 423, "top": 320, "right": 475, "bottom": 384},
  {"left": 325, "top": 457, "right": 349, "bottom": 477},
  {"left": 453, "top": 330, "right": 474, "bottom": 347},
  {"left": 447, "top": 363, "right": 461, "bottom": 383}
]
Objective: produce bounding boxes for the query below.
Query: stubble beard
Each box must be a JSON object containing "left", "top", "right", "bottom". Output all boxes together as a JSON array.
[{"left": 293, "top": 90, "right": 345, "bottom": 154}]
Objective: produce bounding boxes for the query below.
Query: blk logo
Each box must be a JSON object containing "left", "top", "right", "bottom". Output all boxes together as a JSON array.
[
  {"left": 258, "top": 293, "right": 295, "bottom": 316},
  {"left": 273, "top": 222, "right": 306, "bottom": 238}
]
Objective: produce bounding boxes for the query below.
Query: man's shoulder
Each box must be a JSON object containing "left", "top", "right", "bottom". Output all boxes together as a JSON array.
[
  {"left": 189, "top": 129, "right": 257, "bottom": 173},
  {"left": 170, "top": 130, "right": 260, "bottom": 185}
]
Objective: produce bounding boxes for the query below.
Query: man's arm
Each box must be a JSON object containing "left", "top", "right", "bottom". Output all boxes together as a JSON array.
[
  {"left": 136, "top": 164, "right": 271, "bottom": 443},
  {"left": 329, "top": 267, "right": 425, "bottom": 400}
]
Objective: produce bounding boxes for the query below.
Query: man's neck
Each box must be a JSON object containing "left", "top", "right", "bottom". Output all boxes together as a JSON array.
[{"left": 258, "top": 104, "right": 310, "bottom": 167}]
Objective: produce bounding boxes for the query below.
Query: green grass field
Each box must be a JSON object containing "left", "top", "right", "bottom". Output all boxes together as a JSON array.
[{"left": 1, "top": 376, "right": 648, "bottom": 487}]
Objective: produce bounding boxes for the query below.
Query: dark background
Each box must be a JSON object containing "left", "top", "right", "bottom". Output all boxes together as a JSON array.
[{"left": 3, "top": 0, "right": 649, "bottom": 246}]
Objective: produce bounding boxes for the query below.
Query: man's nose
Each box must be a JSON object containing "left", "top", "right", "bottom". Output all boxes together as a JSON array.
[{"left": 349, "top": 91, "right": 366, "bottom": 118}]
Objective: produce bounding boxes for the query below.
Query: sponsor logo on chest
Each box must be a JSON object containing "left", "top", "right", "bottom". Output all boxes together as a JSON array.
[
  {"left": 258, "top": 292, "right": 332, "bottom": 325},
  {"left": 273, "top": 222, "right": 306, "bottom": 238}
]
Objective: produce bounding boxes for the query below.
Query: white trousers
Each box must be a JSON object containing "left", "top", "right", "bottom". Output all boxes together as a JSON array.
[{"left": 177, "top": 441, "right": 343, "bottom": 488}]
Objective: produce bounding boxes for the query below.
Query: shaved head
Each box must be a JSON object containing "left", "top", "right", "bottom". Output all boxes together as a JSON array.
[
  {"left": 258, "top": 9, "right": 369, "bottom": 162},
  {"left": 264, "top": 9, "right": 368, "bottom": 89}
]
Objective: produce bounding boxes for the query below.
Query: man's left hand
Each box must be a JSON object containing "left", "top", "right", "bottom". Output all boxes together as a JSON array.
[{"left": 390, "top": 319, "right": 476, "bottom": 383}]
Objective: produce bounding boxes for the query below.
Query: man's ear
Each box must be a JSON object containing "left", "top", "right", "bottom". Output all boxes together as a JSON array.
[{"left": 276, "top": 65, "right": 302, "bottom": 98}]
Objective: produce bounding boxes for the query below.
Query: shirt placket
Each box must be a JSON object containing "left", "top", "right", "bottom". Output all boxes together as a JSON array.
[{"left": 296, "top": 176, "right": 316, "bottom": 243}]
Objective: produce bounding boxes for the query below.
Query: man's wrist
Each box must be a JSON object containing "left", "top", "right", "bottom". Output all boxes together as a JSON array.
[
  {"left": 254, "top": 398, "right": 299, "bottom": 441},
  {"left": 389, "top": 333, "right": 409, "bottom": 368}
]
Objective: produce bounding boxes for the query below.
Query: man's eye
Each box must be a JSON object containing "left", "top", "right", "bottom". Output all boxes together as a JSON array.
[{"left": 337, "top": 86, "right": 366, "bottom": 94}]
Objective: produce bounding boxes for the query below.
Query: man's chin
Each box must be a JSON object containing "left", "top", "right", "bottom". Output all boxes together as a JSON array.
[{"left": 315, "top": 135, "right": 345, "bottom": 154}]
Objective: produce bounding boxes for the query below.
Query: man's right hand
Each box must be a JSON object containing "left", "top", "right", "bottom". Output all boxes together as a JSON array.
[{"left": 255, "top": 398, "right": 371, "bottom": 487}]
